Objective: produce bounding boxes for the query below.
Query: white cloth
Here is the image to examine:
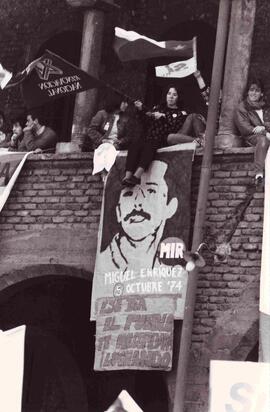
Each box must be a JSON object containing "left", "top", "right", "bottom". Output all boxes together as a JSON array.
[
  {"left": 92, "top": 143, "right": 118, "bottom": 175},
  {"left": 256, "top": 109, "right": 264, "bottom": 123},
  {"left": 0, "top": 325, "right": 26, "bottom": 412}
]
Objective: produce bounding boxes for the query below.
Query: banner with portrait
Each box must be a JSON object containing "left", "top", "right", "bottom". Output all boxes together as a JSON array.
[{"left": 91, "top": 145, "right": 194, "bottom": 370}]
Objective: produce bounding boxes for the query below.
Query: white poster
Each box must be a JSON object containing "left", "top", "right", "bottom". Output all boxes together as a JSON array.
[
  {"left": 260, "top": 150, "right": 270, "bottom": 315},
  {"left": 0, "top": 325, "right": 26, "bottom": 412},
  {"left": 209, "top": 360, "right": 270, "bottom": 412}
]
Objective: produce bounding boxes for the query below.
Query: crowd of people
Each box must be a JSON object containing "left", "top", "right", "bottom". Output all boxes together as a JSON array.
[
  {"left": 89, "top": 71, "right": 209, "bottom": 186},
  {"left": 1, "top": 74, "right": 268, "bottom": 187},
  {"left": 89, "top": 74, "right": 270, "bottom": 188},
  {"left": 0, "top": 109, "right": 58, "bottom": 153}
]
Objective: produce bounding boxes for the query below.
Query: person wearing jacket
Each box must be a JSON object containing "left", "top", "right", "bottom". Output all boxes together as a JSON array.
[
  {"left": 235, "top": 78, "right": 270, "bottom": 184},
  {"left": 88, "top": 94, "right": 132, "bottom": 150},
  {"left": 18, "top": 110, "right": 58, "bottom": 153},
  {"left": 122, "top": 84, "right": 204, "bottom": 187}
]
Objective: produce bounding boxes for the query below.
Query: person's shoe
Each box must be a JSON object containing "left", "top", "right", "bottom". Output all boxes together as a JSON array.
[
  {"left": 255, "top": 173, "right": 264, "bottom": 187},
  {"left": 122, "top": 175, "right": 141, "bottom": 187}
]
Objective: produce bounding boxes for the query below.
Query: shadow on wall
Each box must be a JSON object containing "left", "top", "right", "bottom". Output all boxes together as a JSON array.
[{"left": 0, "top": 266, "right": 169, "bottom": 412}]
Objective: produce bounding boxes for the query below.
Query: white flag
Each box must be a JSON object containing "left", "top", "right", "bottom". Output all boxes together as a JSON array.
[
  {"left": 155, "top": 56, "right": 197, "bottom": 78},
  {"left": 0, "top": 63, "right": 12, "bottom": 89},
  {"left": 105, "top": 390, "right": 143, "bottom": 412}
]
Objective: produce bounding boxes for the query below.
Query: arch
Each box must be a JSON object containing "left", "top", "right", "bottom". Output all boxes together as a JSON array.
[
  {"left": 0, "top": 272, "right": 94, "bottom": 410},
  {"left": 0, "top": 264, "right": 91, "bottom": 294},
  {"left": 0, "top": 267, "right": 169, "bottom": 411},
  {"left": 145, "top": 20, "right": 216, "bottom": 114},
  {"left": 26, "top": 30, "right": 82, "bottom": 141}
]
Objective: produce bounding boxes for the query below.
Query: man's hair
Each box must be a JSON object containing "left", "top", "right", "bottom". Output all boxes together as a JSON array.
[
  {"left": 27, "top": 108, "right": 47, "bottom": 126},
  {"left": 101, "top": 154, "right": 192, "bottom": 251},
  {"left": 246, "top": 77, "right": 265, "bottom": 96},
  {"left": 104, "top": 92, "right": 127, "bottom": 114},
  {"left": 11, "top": 115, "right": 25, "bottom": 128}
]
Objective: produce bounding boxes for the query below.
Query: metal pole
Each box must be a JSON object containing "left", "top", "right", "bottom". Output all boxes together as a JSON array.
[{"left": 173, "top": 1, "right": 231, "bottom": 411}]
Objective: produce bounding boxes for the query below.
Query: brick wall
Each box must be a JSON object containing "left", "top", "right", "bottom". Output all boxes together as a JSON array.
[
  {"left": 0, "top": 148, "right": 261, "bottom": 411},
  {"left": 185, "top": 147, "right": 261, "bottom": 412},
  {"left": 0, "top": 153, "right": 103, "bottom": 277}
]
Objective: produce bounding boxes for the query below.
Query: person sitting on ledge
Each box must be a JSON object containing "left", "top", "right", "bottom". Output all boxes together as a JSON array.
[
  {"left": 235, "top": 78, "right": 270, "bottom": 186},
  {"left": 88, "top": 93, "right": 133, "bottom": 151},
  {"left": 18, "top": 109, "right": 58, "bottom": 153},
  {"left": 122, "top": 84, "right": 205, "bottom": 187},
  {"left": 0, "top": 110, "right": 11, "bottom": 148},
  {"left": 9, "top": 115, "right": 25, "bottom": 151}
]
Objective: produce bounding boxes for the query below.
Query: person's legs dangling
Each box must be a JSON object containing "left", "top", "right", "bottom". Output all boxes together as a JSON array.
[
  {"left": 122, "top": 139, "right": 160, "bottom": 186},
  {"left": 123, "top": 139, "right": 144, "bottom": 181}
]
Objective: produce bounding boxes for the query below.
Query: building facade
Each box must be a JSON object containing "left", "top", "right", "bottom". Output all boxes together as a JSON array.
[{"left": 0, "top": 1, "right": 268, "bottom": 411}]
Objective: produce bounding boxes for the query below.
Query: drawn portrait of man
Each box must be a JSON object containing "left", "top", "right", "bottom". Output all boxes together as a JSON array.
[
  {"left": 97, "top": 148, "right": 193, "bottom": 272},
  {"left": 99, "top": 160, "right": 178, "bottom": 272},
  {"left": 91, "top": 148, "right": 194, "bottom": 318}
]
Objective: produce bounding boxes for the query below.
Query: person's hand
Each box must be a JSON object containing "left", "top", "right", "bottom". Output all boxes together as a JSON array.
[
  {"left": 23, "top": 124, "right": 34, "bottom": 132},
  {"left": 10, "top": 134, "right": 18, "bottom": 148},
  {"left": 34, "top": 148, "right": 42, "bottom": 154},
  {"left": 152, "top": 111, "right": 165, "bottom": 120},
  {"left": 253, "top": 125, "right": 265, "bottom": 134},
  {"left": 193, "top": 70, "right": 201, "bottom": 78},
  {"left": 113, "top": 139, "right": 121, "bottom": 149},
  {"left": 134, "top": 100, "right": 143, "bottom": 111}
]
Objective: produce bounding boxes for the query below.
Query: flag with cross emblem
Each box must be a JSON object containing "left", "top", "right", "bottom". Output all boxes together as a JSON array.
[{"left": 3, "top": 50, "right": 103, "bottom": 108}]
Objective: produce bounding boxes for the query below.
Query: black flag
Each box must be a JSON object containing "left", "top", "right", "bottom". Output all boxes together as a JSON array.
[{"left": 6, "top": 50, "right": 103, "bottom": 107}]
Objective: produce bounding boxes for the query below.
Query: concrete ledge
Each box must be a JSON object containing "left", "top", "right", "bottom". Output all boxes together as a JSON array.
[{"left": 26, "top": 146, "right": 255, "bottom": 161}]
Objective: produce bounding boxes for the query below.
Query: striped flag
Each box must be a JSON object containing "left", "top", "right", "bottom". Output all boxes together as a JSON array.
[
  {"left": 114, "top": 27, "right": 194, "bottom": 62},
  {"left": 155, "top": 37, "right": 197, "bottom": 78}
]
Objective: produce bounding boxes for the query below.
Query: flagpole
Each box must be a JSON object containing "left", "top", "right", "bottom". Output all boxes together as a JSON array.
[{"left": 173, "top": 1, "right": 231, "bottom": 412}]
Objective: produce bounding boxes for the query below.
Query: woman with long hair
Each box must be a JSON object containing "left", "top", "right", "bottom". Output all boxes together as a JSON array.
[
  {"left": 122, "top": 84, "right": 205, "bottom": 187},
  {"left": 235, "top": 78, "right": 270, "bottom": 185}
]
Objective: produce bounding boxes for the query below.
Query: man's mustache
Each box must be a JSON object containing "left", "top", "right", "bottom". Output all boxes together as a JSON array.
[{"left": 124, "top": 209, "right": 151, "bottom": 222}]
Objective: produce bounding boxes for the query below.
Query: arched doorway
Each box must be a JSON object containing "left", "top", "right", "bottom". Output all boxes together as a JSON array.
[
  {"left": 145, "top": 20, "right": 216, "bottom": 116},
  {"left": 0, "top": 272, "right": 169, "bottom": 411},
  {"left": 32, "top": 30, "right": 82, "bottom": 141},
  {"left": 0, "top": 275, "right": 93, "bottom": 411}
]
